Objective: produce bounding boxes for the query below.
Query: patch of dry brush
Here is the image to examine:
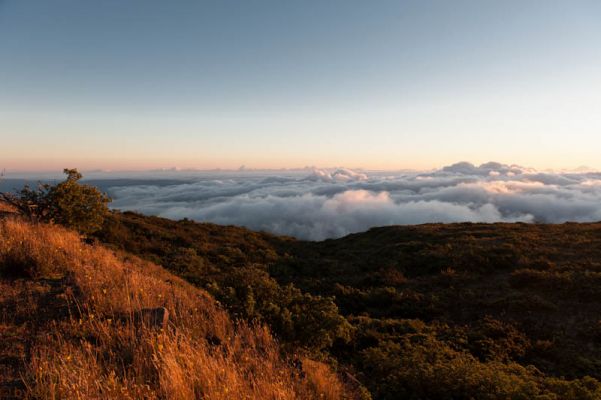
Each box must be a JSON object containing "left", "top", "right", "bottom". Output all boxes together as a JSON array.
[{"left": 0, "top": 219, "right": 354, "bottom": 399}]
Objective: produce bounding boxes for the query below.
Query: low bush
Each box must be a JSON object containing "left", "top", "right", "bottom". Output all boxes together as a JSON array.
[
  {"left": 1, "top": 168, "right": 110, "bottom": 234},
  {"left": 360, "top": 335, "right": 601, "bottom": 400}
]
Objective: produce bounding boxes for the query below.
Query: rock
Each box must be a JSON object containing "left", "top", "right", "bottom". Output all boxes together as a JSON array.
[{"left": 134, "top": 307, "right": 170, "bottom": 330}]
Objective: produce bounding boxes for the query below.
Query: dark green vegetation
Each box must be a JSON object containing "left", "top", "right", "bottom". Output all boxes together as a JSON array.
[
  {"left": 95, "top": 212, "right": 601, "bottom": 399},
  {"left": 0, "top": 169, "right": 110, "bottom": 234}
]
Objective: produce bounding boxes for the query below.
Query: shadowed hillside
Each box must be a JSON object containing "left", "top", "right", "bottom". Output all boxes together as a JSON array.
[
  {"left": 96, "top": 211, "right": 601, "bottom": 399},
  {"left": 0, "top": 218, "right": 355, "bottom": 399}
]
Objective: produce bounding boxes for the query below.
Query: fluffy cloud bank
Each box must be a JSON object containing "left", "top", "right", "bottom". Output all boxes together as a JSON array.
[{"left": 107, "top": 162, "right": 601, "bottom": 240}]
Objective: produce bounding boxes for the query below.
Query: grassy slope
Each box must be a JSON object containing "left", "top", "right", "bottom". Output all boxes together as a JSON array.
[
  {"left": 96, "top": 212, "right": 601, "bottom": 399},
  {"left": 0, "top": 218, "right": 354, "bottom": 399}
]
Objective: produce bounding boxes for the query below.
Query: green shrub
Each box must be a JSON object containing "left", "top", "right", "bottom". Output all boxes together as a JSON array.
[
  {"left": 205, "top": 266, "right": 352, "bottom": 352},
  {"left": 1, "top": 169, "right": 111, "bottom": 234},
  {"left": 360, "top": 334, "right": 601, "bottom": 400},
  {"left": 467, "top": 317, "right": 531, "bottom": 362}
]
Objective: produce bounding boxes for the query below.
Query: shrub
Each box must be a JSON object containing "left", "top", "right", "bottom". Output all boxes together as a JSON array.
[
  {"left": 467, "top": 317, "right": 532, "bottom": 362},
  {"left": 205, "top": 267, "right": 352, "bottom": 352},
  {"left": 1, "top": 168, "right": 110, "bottom": 234},
  {"left": 360, "top": 334, "right": 601, "bottom": 400}
]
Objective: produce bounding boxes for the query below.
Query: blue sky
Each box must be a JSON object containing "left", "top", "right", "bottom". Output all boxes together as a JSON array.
[{"left": 1, "top": 0, "right": 600, "bottom": 171}]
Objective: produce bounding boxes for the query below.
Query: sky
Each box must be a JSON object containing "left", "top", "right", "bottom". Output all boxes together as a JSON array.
[{"left": 1, "top": 0, "right": 601, "bottom": 171}]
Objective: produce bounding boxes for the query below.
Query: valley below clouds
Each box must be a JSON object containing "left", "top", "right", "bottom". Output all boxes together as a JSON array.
[{"left": 104, "top": 162, "right": 601, "bottom": 240}]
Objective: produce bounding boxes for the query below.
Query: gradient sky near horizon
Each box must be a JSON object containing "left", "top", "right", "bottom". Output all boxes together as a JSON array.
[{"left": 1, "top": 0, "right": 600, "bottom": 172}]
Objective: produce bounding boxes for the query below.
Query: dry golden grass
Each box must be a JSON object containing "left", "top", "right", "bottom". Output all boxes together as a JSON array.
[
  {"left": 0, "top": 200, "right": 16, "bottom": 213},
  {"left": 0, "top": 219, "right": 356, "bottom": 399},
  {"left": 301, "top": 358, "right": 349, "bottom": 400}
]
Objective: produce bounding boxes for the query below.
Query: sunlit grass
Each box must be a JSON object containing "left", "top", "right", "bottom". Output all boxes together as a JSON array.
[{"left": 0, "top": 219, "right": 355, "bottom": 399}]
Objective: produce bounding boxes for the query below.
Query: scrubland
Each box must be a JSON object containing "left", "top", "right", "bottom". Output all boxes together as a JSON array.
[
  {"left": 97, "top": 212, "right": 601, "bottom": 399},
  {"left": 5, "top": 198, "right": 601, "bottom": 399}
]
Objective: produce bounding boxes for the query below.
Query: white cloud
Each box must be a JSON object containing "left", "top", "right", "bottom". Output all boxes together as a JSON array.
[
  {"left": 305, "top": 168, "right": 368, "bottom": 183},
  {"left": 106, "top": 163, "right": 601, "bottom": 240}
]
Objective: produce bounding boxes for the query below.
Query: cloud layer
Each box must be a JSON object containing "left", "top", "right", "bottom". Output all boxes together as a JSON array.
[{"left": 106, "top": 162, "right": 601, "bottom": 240}]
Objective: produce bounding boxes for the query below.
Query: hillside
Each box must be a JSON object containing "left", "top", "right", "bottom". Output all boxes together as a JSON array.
[
  {"left": 96, "top": 211, "right": 601, "bottom": 399},
  {"left": 0, "top": 218, "right": 356, "bottom": 399}
]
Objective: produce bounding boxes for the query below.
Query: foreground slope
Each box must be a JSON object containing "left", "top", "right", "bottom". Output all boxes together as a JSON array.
[
  {"left": 97, "top": 212, "right": 601, "bottom": 399},
  {"left": 0, "top": 219, "right": 353, "bottom": 399}
]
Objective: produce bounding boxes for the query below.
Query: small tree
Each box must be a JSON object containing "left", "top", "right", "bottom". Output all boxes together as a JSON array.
[{"left": 0, "top": 168, "right": 111, "bottom": 234}]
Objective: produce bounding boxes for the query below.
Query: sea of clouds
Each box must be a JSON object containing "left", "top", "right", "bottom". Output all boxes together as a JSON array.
[{"left": 102, "top": 162, "right": 601, "bottom": 240}]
